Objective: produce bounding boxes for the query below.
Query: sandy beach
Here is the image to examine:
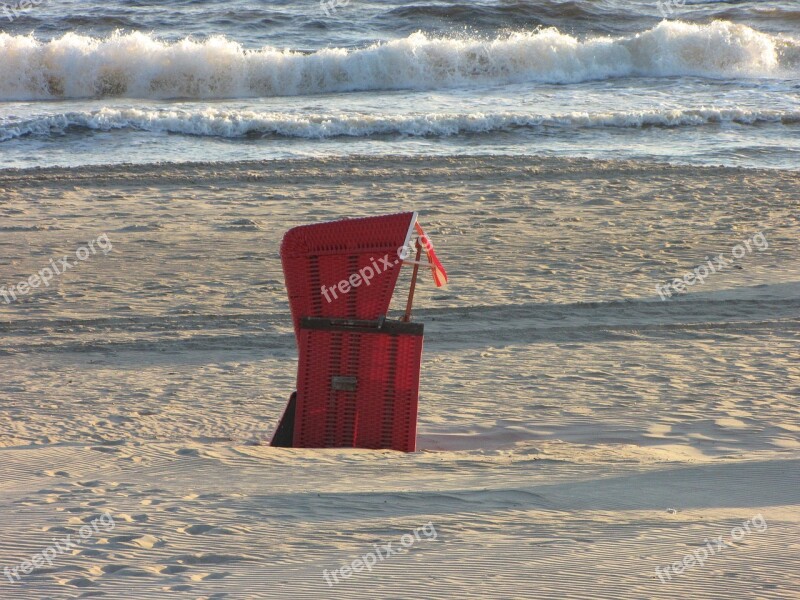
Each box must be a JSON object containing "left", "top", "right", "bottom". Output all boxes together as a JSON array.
[{"left": 0, "top": 155, "right": 798, "bottom": 598}]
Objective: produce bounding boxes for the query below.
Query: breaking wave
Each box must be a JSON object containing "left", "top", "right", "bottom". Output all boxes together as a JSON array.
[
  {"left": 0, "top": 20, "right": 796, "bottom": 100},
  {"left": 3, "top": 107, "right": 798, "bottom": 142}
]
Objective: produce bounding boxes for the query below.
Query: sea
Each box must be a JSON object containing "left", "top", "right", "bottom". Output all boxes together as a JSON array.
[{"left": 0, "top": 0, "right": 798, "bottom": 170}]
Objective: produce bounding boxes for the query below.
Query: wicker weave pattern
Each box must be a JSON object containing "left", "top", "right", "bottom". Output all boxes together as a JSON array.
[
  {"left": 281, "top": 212, "right": 415, "bottom": 338},
  {"left": 294, "top": 326, "right": 423, "bottom": 452}
]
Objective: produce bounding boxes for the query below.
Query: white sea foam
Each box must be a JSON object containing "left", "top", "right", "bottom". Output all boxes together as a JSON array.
[
  {"left": 0, "top": 21, "right": 793, "bottom": 100},
  {"left": 2, "top": 107, "right": 797, "bottom": 142}
]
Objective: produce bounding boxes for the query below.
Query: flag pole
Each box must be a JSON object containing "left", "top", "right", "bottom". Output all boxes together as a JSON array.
[{"left": 403, "top": 241, "right": 423, "bottom": 322}]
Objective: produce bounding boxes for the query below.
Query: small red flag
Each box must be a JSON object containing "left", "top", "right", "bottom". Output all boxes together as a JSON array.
[{"left": 414, "top": 221, "right": 448, "bottom": 287}]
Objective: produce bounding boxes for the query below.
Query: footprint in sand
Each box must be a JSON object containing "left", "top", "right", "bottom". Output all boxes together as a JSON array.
[
  {"left": 200, "top": 571, "right": 231, "bottom": 581},
  {"left": 63, "top": 577, "right": 97, "bottom": 587},
  {"left": 68, "top": 515, "right": 100, "bottom": 525},
  {"left": 184, "top": 571, "right": 232, "bottom": 583},
  {"left": 131, "top": 534, "right": 163, "bottom": 549},
  {"left": 157, "top": 565, "right": 190, "bottom": 575},
  {"left": 38, "top": 487, "right": 72, "bottom": 495},
  {"left": 113, "top": 512, "right": 149, "bottom": 523},
  {"left": 75, "top": 480, "right": 103, "bottom": 488},
  {"left": 197, "top": 492, "right": 226, "bottom": 500},
  {"left": 172, "top": 553, "right": 255, "bottom": 565},
  {"left": 95, "top": 564, "right": 157, "bottom": 577},
  {"left": 16, "top": 497, "right": 50, "bottom": 506},
  {"left": 106, "top": 533, "right": 164, "bottom": 549},
  {"left": 43, "top": 525, "right": 72, "bottom": 533},
  {"left": 89, "top": 564, "right": 124, "bottom": 576},
  {"left": 82, "top": 500, "right": 108, "bottom": 507},
  {"left": 176, "top": 448, "right": 201, "bottom": 457},
  {"left": 177, "top": 523, "right": 240, "bottom": 536},
  {"left": 66, "top": 506, "right": 95, "bottom": 513},
  {"left": 89, "top": 446, "right": 121, "bottom": 454},
  {"left": 178, "top": 524, "right": 216, "bottom": 535}
]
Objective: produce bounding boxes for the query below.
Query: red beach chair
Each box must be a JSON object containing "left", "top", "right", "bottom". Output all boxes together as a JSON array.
[{"left": 271, "top": 212, "right": 447, "bottom": 452}]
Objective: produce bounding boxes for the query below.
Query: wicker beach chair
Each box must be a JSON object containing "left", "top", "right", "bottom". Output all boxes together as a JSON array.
[{"left": 271, "top": 212, "right": 444, "bottom": 452}]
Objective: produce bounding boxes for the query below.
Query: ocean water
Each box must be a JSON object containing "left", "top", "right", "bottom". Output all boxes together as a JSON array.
[{"left": 0, "top": 0, "right": 798, "bottom": 170}]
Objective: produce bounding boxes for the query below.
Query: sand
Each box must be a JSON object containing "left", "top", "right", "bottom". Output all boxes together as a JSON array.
[{"left": 0, "top": 155, "right": 798, "bottom": 599}]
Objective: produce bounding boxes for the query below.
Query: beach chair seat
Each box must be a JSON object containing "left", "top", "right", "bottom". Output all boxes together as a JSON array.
[{"left": 293, "top": 316, "right": 423, "bottom": 452}]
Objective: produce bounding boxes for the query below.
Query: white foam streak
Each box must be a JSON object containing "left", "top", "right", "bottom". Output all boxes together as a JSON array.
[
  {"left": 0, "top": 21, "right": 793, "bottom": 101},
  {"left": 2, "top": 107, "right": 798, "bottom": 142}
]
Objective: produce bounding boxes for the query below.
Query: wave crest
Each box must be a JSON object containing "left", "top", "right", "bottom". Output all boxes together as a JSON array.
[
  {"left": 0, "top": 21, "right": 794, "bottom": 101},
  {"left": 3, "top": 107, "right": 798, "bottom": 142}
]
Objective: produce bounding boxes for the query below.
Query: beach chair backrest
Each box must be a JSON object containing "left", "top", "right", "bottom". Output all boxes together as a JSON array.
[{"left": 280, "top": 212, "right": 417, "bottom": 339}]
